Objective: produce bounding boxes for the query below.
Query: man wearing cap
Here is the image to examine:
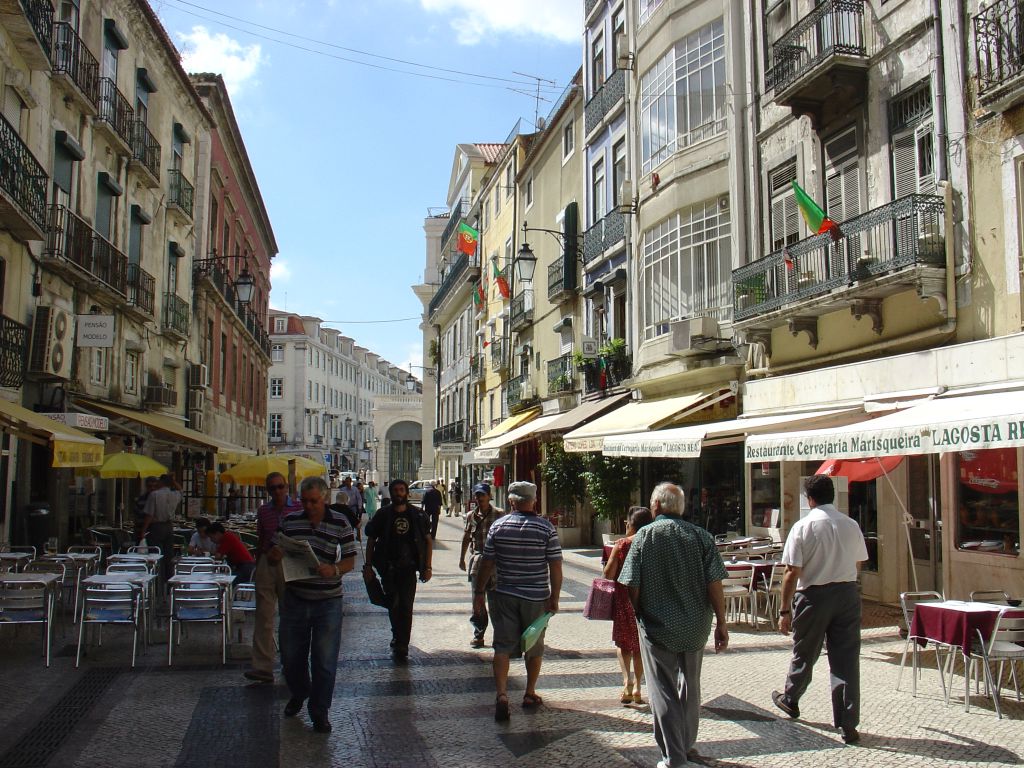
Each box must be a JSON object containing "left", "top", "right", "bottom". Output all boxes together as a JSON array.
[
  {"left": 459, "top": 483, "right": 503, "bottom": 648},
  {"left": 473, "top": 481, "right": 562, "bottom": 722}
]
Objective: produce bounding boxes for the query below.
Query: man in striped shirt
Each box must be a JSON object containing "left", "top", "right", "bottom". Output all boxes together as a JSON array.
[
  {"left": 267, "top": 476, "right": 358, "bottom": 734},
  {"left": 474, "top": 481, "right": 562, "bottom": 722}
]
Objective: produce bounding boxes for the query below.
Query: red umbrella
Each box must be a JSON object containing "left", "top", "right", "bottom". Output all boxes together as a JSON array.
[{"left": 816, "top": 456, "right": 904, "bottom": 483}]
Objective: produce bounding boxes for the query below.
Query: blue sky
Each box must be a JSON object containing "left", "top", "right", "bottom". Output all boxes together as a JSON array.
[{"left": 152, "top": 0, "right": 582, "bottom": 374}]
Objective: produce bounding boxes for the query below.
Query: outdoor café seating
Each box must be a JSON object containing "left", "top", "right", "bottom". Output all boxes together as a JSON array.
[
  {"left": 168, "top": 582, "right": 227, "bottom": 665},
  {"left": 0, "top": 576, "right": 56, "bottom": 666},
  {"left": 76, "top": 583, "right": 143, "bottom": 668}
]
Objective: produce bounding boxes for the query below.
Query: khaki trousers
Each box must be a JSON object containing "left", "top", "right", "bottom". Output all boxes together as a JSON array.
[{"left": 251, "top": 555, "right": 285, "bottom": 674}]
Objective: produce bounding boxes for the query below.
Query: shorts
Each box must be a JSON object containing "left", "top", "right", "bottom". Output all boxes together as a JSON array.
[{"left": 487, "top": 591, "right": 548, "bottom": 659}]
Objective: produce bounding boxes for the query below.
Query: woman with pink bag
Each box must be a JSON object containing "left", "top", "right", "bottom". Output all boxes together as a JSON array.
[{"left": 603, "top": 506, "right": 654, "bottom": 705}]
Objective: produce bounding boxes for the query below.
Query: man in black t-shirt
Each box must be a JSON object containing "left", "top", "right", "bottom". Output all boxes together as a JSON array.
[
  {"left": 422, "top": 481, "right": 443, "bottom": 538},
  {"left": 364, "top": 479, "right": 433, "bottom": 661}
]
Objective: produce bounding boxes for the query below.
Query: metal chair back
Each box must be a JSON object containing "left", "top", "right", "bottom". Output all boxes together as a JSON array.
[
  {"left": 107, "top": 563, "right": 148, "bottom": 574},
  {"left": 0, "top": 579, "right": 54, "bottom": 666},
  {"left": 77, "top": 584, "right": 141, "bottom": 668},
  {"left": 971, "top": 589, "right": 1010, "bottom": 605}
]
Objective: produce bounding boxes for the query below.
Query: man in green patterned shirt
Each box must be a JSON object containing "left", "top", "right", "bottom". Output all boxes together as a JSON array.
[{"left": 619, "top": 482, "right": 728, "bottom": 767}]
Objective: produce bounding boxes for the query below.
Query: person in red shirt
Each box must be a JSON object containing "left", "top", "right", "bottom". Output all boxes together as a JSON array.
[{"left": 207, "top": 522, "right": 255, "bottom": 583}]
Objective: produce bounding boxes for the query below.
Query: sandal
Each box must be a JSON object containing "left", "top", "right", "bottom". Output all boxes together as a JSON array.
[
  {"left": 521, "top": 693, "right": 543, "bottom": 709},
  {"left": 495, "top": 694, "right": 510, "bottom": 722},
  {"left": 620, "top": 683, "right": 633, "bottom": 704}
]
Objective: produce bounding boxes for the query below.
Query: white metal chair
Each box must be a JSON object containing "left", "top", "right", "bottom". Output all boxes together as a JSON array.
[
  {"left": 67, "top": 545, "right": 102, "bottom": 575},
  {"left": 0, "top": 578, "right": 55, "bottom": 666},
  {"left": 168, "top": 582, "right": 227, "bottom": 665},
  {"left": 107, "top": 562, "right": 148, "bottom": 574},
  {"left": 898, "top": 590, "right": 949, "bottom": 696},
  {"left": 756, "top": 564, "right": 785, "bottom": 628},
  {"left": 722, "top": 566, "right": 756, "bottom": 627},
  {"left": 128, "top": 545, "right": 161, "bottom": 555},
  {"left": 76, "top": 583, "right": 142, "bottom": 667},
  {"left": 970, "top": 590, "right": 1010, "bottom": 605},
  {"left": 189, "top": 563, "right": 232, "bottom": 576},
  {"left": 231, "top": 582, "right": 257, "bottom": 642}
]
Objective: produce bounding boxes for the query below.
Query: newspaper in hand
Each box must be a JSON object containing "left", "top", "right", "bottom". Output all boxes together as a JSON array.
[{"left": 276, "top": 532, "right": 324, "bottom": 582}]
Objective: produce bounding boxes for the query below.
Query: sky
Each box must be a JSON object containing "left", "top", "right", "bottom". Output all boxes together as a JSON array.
[{"left": 151, "top": 0, "right": 583, "bottom": 375}]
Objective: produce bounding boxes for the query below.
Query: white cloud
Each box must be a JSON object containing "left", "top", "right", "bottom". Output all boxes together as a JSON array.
[
  {"left": 419, "top": 0, "right": 579, "bottom": 45},
  {"left": 400, "top": 342, "right": 423, "bottom": 374},
  {"left": 176, "top": 26, "right": 263, "bottom": 96},
  {"left": 270, "top": 259, "right": 291, "bottom": 283}
]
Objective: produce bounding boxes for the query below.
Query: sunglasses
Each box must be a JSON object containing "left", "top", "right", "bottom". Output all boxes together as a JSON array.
[{"left": 268, "top": 484, "right": 287, "bottom": 491}]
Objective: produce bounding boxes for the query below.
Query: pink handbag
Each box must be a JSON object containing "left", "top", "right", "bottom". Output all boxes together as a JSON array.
[{"left": 583, "top": 577, "right": 616, "bottom": 621}]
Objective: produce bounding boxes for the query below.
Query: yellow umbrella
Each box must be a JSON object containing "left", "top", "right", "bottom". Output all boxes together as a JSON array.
[
  {"left": 99, "top": 452, "right": 168, "bottom": 479},
  {"left": 220, "top": 455, "right": 325, "bottom": 485}
]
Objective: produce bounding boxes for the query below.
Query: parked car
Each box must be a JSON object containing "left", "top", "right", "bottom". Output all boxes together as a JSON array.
[{"left": 408, "top": 480, "right": 433, "bottom": 505}]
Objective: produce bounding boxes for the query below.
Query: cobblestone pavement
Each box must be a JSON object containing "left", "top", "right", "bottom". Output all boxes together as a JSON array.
[{"left": 0, "top": 515, "right": 1021, "bottom": 767}]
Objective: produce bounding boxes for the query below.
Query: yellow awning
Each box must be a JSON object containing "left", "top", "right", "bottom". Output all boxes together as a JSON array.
[
  {"left": 477, "top": 414, "right": 561, "bottom": 451},
  {"left": 80, "top": 400, "right": 255, "bottom": 457},
  {"left": 0, "top": 398, "right": 103, "bottom": 467},
  {"left": 563, "top": 392, "right": 724, "bottom": 452},
  {"left": 478, "top": 408, "right": 541, "bottom": 442}
]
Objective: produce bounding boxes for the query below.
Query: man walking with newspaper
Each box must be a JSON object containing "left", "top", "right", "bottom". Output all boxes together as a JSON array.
[{"left": 267, "top": 476, "right": 358, "bottom": 734}]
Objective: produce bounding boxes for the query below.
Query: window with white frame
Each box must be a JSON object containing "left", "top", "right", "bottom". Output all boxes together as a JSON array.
[
  {"left": 638, "top": 0, "right": 665, "bottom": 27},
  {"left": 591, "top": 157, "right": 606, "bottom": 225},
  {"left": 768, "top": 159, "right": 799, "bottom": 252},
  {"left": 504, "top": 164, "right": 513, "bottom": 199},
  {"left": 269, "top": 413, "right": 282, "bottom": 437},
  {"left": 271, "top": 343, "right": 283, "bottom": 362},
  {"left": 274, "top": 317, "right": 286, "bottom": 333},
  {"left": 638, "top": 197, "right": 732, "bottom": 341},
  {"left": 525, "top": 175, "right": 534, "bottom": 208},
  {"left": 639, "top": 18, "right": 726, "bottom": 175},
  {"left": 90, "top": 347, "right": 108, "bottom": 385},
  {"left": 612, "top": 139, "right": 627, "bottom": 207},
  {"left": 494, "top": 187, "right": 501, "bottom": 216},
  {"left": 124, "top": 351, "right": 138, "bottom": 394},
  {"left": 563, "top": 120, "right": 574, "bottom": 159},
  {"left": 591, "top": 32, "right": 606, "bottom": 90},
  {"left": 611, "top": 7, "right": 626, "bottom": 63}
]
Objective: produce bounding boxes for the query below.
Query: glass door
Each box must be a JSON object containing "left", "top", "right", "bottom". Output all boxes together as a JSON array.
[{"left": 906, "top": 455, "right": 942, "bottom": 593}]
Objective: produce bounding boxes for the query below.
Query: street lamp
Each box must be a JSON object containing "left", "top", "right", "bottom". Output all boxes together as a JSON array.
[
  {"left": 234, "top": 266, "right": 255, "bottom": 304},
  {"left": 194, "top": 253, "right": 257, "bottom": 305},
  {"left": 514, "top": 240, "right": 538, "bottom": 283}
]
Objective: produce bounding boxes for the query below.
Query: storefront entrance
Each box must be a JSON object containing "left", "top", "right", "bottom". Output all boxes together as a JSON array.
[{"left": 642, "top": 444, "right": 745, "bottom": 536}]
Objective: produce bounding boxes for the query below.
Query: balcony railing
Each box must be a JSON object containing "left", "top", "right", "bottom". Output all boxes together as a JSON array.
[
  {"left": 439, "top": 197, "right": 469, "bottom": 251},
  {"left": 585, "top": 0, "right": 600, "bottom": 19},
  {"left": 428, "top": 251, "right": 479, "bottom": 316},
  {"left": 765, "top": 0, "right": 867, "bottom": 94},
  {"left": 470, "top": 353, "right": 485, "bottom": 382},
  {"left": 50, "top": 22, "right": 99, "bottom": 107},
  {"left": 583, "top": 209, "right": 625, "bottom": 263},
  {"left": 489, "top": 338, "right": 506, "bottom": 372},
  {"left": 975, "top": 0, "right": 1024, "bottom": 104},
  {"left": 126, "top": 263, "right": 155, "bottom": 315},
  {"left": 168, "top": 169, "right": 194, "bottom": 219},
  {"left": 547, "top": 354, "right": 574, "bottom": 394},
  {"left": 506, "top": 374, "right": 528, "bottom": 410},
  {"left": 96, "top": 77, "right": 134, "bottom": 148},
  {"left": 0, "top": 314, "right": 29, "bottom": 388},
  {"left": 8, "top": 0, "right": 54, "bottom": 65},
  {"left": 510, "top": 289, "right": 534, "bottom": 331},
  {"left": 193, "top": 259, "right": 270, "bottom": 355},
  {"left": 432, "top": 420, "right": 465, "bottom": 445},
  {"left": 45, "top": 205, "right": 127, "bottom": 295},
  {"left": 0, "top": 111, "right": 48, "bottom": 236},
  {"left": 163, "top": 292, "right": 190, "bottom": 337},
  {"left": 583, "top": 353, "right": 632, "bottom": 394},
  {"left": 131, "top": 119, "right": 161, "bottom": 180},
  {"left": 585, "top": 68, "right": 626, "bottom": 134},
  {"left": 733, "top": 194, "right": 945, "bottom": 322}
]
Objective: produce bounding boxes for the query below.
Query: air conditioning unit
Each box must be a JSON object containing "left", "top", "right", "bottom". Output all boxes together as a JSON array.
[
  {"left": 28, "top": 306, "right": 73, "bottom": 379},
  {"left": 144, "top": 383, "right": 177, "bottom": 407},
  {"left": 187, "top": 389, "right": 205, "bottom": 411},
  {"left": 669, "top": 316, "right": 721, "bottom": 356},
  {"left": 188, "top": 410, "right": 204, "bottom": 431},
  {"left": 520, "top": 384, "right": 536, "bottom": 400},
  {"left": 188, "top": 363, "right": 208, "bottom": 390}
]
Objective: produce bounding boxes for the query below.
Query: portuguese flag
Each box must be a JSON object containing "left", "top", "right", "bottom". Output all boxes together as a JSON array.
[
  {"left": 472, "top": 280, "right": 485, "bottom": 307},
  {"left": 793, "top": 181, "right": 840, "bottom": 239},
  {"left": 456, "top": 222, "right": 479, "bottom": 256},
  {"left": 492, "top": 259, "right": 510, "bottom": 299}
]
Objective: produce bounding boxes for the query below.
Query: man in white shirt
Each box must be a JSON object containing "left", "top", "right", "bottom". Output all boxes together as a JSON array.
[
  {"left": 139, "top": 474, "right": 183, "bottom": 580},
  {"left": 772, "top": 474, "right": 868, "bottom": 745}
]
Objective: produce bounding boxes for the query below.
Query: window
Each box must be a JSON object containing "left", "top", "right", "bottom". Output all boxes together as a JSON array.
[
  {"left": 274, "top": 317, "right": 286, "bottom": 333},
  {"left": 889, "top": 82, "right": 935, "bottom": 198},
  {"left": 591, "top": 157, "right": 606, "bottom": 224},
  {"left": 639, "top": 197, "right": 732, "bottom": 341},
  {"left": 90, "top": 348, "right": 107, "bottom": 385},
  {"left": 768, "top": 159, "right": 799, "bottom": 252},
  {"left": 612, "top": 139, "right": 627, "bottom": 207},
  {"left": 955, "top": 449, "right": 1019, "bottom": 556},
  {"left": 525, "top": 175, "right": 534, "bottom": 208},
  {"left": 591, "top": 32, "right": 605, "bottom": 90},
  {"left": 124, "top": 351, "right": 138, "bottom": 394},
  {"left": 563, "top": 120, "right": 575, "bottom": 159},
  {"left": 308, "top": 380, "right": 312, "bottom": 400},
  {"left": 128, "top": 206, "right": 146, "bottom": 265},
  {"left": 638, "top": 0, "right": 665, "bottom": 27},
  {"left": 272, "top": 344, "right": 284, "bottom": 362},
  {"left": 494, "top": 188, "right": 501, "bottom": 216},
  {"left": 3, "top": 87, "right": 25, "bottom": 135},
  {"left": 640, "top": 18, "right": 727, "bottom": 174},
  {"left": 95, "top": 173, "right": 119, "bottom": 240},
  {"left": 612, "top": 7, "right": 626, "bottom": 63},
  {"left": 504, "top": 164, "right": 513, "bottom": 199},
  {"left": 269, "top": 413, "right": 282, "bottom": 437},
  {"left": 220, "top": 333, "right": 227, "bottom": 392}
]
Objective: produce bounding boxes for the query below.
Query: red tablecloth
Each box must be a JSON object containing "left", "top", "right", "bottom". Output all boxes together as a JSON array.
[
  {"left": 910, "top": 601, "right": 1023, "bottom": 655},
  {"left": 725, "top": 560, "right": 779, "bottom": 588}
]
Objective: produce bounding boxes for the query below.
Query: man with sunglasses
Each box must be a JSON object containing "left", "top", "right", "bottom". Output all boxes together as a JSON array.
[{"left": 245, "top": 472, "right": 302, "bottom": 684}]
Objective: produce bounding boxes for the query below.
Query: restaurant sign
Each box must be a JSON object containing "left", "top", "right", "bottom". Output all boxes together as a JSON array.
[
  {"left": 42, "top": 413, "right": 109, "bottom": 431},
  {"left": 436, "top": 444, "right": 464, "bottom": 457},
  {"left": 603, "top": 435, "right": 704, "bottom": 459},
  {"left": 563, "top": 436, "right": 605, "bottom": 453}
]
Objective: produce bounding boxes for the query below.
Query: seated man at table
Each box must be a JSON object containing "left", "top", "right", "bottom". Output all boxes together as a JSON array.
[
  {"left": 206, "top": 522, "right": 256, "bottom": 583},
  {"left": 188, "top": 518, "right": 218, "bottom": 556}
]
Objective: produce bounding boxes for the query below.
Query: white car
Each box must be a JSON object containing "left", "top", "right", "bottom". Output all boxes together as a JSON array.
[{"left": 407, "top": 480, "right": 433, "bottom": 505}]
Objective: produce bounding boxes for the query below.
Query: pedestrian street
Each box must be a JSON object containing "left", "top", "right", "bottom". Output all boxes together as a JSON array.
[{"left": 0, "top": 515, "right": 1020, "bottom": 768}]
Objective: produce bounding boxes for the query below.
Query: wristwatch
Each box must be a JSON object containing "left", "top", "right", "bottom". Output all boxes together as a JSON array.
[{"left": 780, "top": 609, "right": 791, "bottom": 615}]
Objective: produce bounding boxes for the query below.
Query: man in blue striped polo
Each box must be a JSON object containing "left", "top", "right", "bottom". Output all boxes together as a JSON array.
[
  {"left": 473, "top": 481, "right": 562, "bottom": 722},
  {"left": 267, "top": 475, "right": 358, "bottom": 734}
]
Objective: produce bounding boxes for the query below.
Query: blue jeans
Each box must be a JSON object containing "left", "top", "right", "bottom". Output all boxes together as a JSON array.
[{"left": 278, "top": 589, "right": 344, "bottom": 718}]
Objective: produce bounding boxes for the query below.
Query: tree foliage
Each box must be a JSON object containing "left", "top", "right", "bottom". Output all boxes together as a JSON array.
[
  {"left": 539, "top": 442, "right": 588, "bottom": 511},
  {"left": 582, "top": 453, "right": 638, "bottom": 521}
]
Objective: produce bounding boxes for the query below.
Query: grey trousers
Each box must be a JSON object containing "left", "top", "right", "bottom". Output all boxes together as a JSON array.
[
  {"left": 782, "top": 581, "right": 862, "bottom": 730},
  {"left": 638, "top": 630, "right": 703, "bottom": 767}
]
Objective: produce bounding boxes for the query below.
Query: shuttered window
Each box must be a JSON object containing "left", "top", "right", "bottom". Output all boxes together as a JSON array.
[
  {"left": 824, "top": 126, "right": 861, "bottom": 224},
  {"left": 769, "top": 159, "right": 799, "bottom": 252},
  {"left": 889, "top": 81, "right": 935, "bottom": 199}
]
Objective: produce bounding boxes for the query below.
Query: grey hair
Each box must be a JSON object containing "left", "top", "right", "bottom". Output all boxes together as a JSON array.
[
  {"left": 650, "top": 482, "right": 684, "bottom": 515},
  {"left": 299, "top": 476, "right": 330, "bottom": 497}
]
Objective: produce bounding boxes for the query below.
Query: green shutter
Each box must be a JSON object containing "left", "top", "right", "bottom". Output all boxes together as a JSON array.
[{"left": 562, "top": 202, "right": 579, "bottom": 292}]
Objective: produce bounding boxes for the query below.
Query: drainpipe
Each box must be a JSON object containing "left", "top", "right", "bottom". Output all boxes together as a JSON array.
[{"left": 932, "top": 0, "right": 949, "bottom": 183}]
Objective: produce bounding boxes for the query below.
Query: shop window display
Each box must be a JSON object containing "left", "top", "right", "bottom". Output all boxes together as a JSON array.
[
  {"left": 956, "top": 448, "right": 1020, "bottom": 556},
  {"left": 644, "top": 445, "right": 744, "bottom": 536}
]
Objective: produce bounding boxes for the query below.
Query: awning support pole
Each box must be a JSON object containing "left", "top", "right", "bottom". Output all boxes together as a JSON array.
[{"left": 876, "top": 458, "right": 919, "bottom": 592}]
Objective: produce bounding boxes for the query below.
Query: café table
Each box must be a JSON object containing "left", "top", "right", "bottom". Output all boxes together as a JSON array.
[
  {"left": 82, "top": 573, "right": 158, "bottom": 642},
  {"left": 0, "top": 552, "right": 33, "bottom": 572},
  {"left": 108, "top": 553, "right": 163, "bottom": 573},
  {"left": 910, "top": 599, "right": 1024, "bottom": 712}
]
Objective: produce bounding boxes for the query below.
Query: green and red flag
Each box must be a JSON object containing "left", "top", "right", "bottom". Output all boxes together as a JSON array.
[
  {"left": 456, "top": 221, "right": 479, "bottom": 256},
  {"left": 492, "top": 259, "right": 510, "bottom": 299},
  {"left": 793, "top": 181, "right": 840, "bottom": 239},
  {"left": 472, "top": 280, "right": 485, "bottom": 307}
]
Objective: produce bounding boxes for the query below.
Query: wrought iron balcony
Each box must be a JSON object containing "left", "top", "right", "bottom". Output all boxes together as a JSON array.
[
  {"left": 470, "top": 353, "right": 485, "bottom": 382},
  {"left": 547, "top": 258, "right": 578, "bottom": 303},
  {"left": 765, "top": 0, "right": 867, "bottom": 119},
  {"left": 45, "top": 206, "right": 127, "bottom": 295},
  {"left": 583, "top": 209, "right": 625, "bottom": 263},
  {"left": 428, "top": 251, "right": 480, "bottom": 317},
  {"left": 162, "top": 292, "right": 190, "bottom": 337},
  {"left": 167, "top": 168, "right": 194, "bottom": 219},
  {"left": 510, "top": 289, "right": 534, "bottom": 332},
  {"left": 0, "top": 111, "right": 47, "bottom": 239},
  {"left": 733, "top": 194, "right": 946, "bottom": 329},
  {"left": 583, "top": 353, "right": 631, "bottom": 395},
  {"left": 439, "top": 197, "right": 469, "bottom": 251},
  {"left": 506, "top": 374, "right": 535, "bottom": 412},
  {"left": 96, "top": 77, "right": 134, "bottom": 149},
  {"left": 3, "top": 0, "right": 53, "bottom": 67},
  {"left": 0, "top": 314, "right": 29, "bottom": 388},
  {"left": 547, "top": 354, "right": 574, "bottom": 394},
  {"left": 975, "top": 0, "right": 1024, "bottom": 110},
  {"left": 432, "top": 420, "right": 465, "bottom": 445},
  {"left": 50, "top": 22, "right": 99, "bottom": 110},
  {"left": 489, "top": 338, "right": 507, "bottom": 373},
  {"left": 584, "top": 68, "right": 625, "bottom": 135},
  {"left": 130, "top": 119, "right": 161, "bottom": 182},
  {"left": 126, "top": 263, "right": 155, "bottom": 315},
  {"left": 585, "top": 0, "right": 600, "bottom": 20}
]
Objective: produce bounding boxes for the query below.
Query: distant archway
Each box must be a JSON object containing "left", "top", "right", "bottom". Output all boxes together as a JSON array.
[{"left": 386, "top": 421, "right": 422, "bottom": 482}]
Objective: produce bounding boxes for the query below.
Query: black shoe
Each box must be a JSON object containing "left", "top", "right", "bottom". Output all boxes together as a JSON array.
[
  {"left": 771, "top": 690, "right": 799, "bottom": 719},
  {"left": 392, "top": 646, "right": 408, "bottom": 661},
  {"left": 841, "top": 727, "right": 860, "bottom": 744},
  {"left": 312, "top": 717, "right": 332, "bottom": 734},
  {"left": 243, "top": 669, "right": 274, "bottom": 684},
  {"left": 284, "top": 698, "right": 304, "bottom": 717}
]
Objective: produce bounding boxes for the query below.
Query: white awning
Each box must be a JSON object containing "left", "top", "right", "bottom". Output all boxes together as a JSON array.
[
  {"left": 603, "top": 408, "right": 862, "bottom": 459},
  {"left": 477, "top": 414, "right": 561, "bottom": 451},
  {"left": 745, "top": 390, "right": 1024, "bottom": 462}
]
